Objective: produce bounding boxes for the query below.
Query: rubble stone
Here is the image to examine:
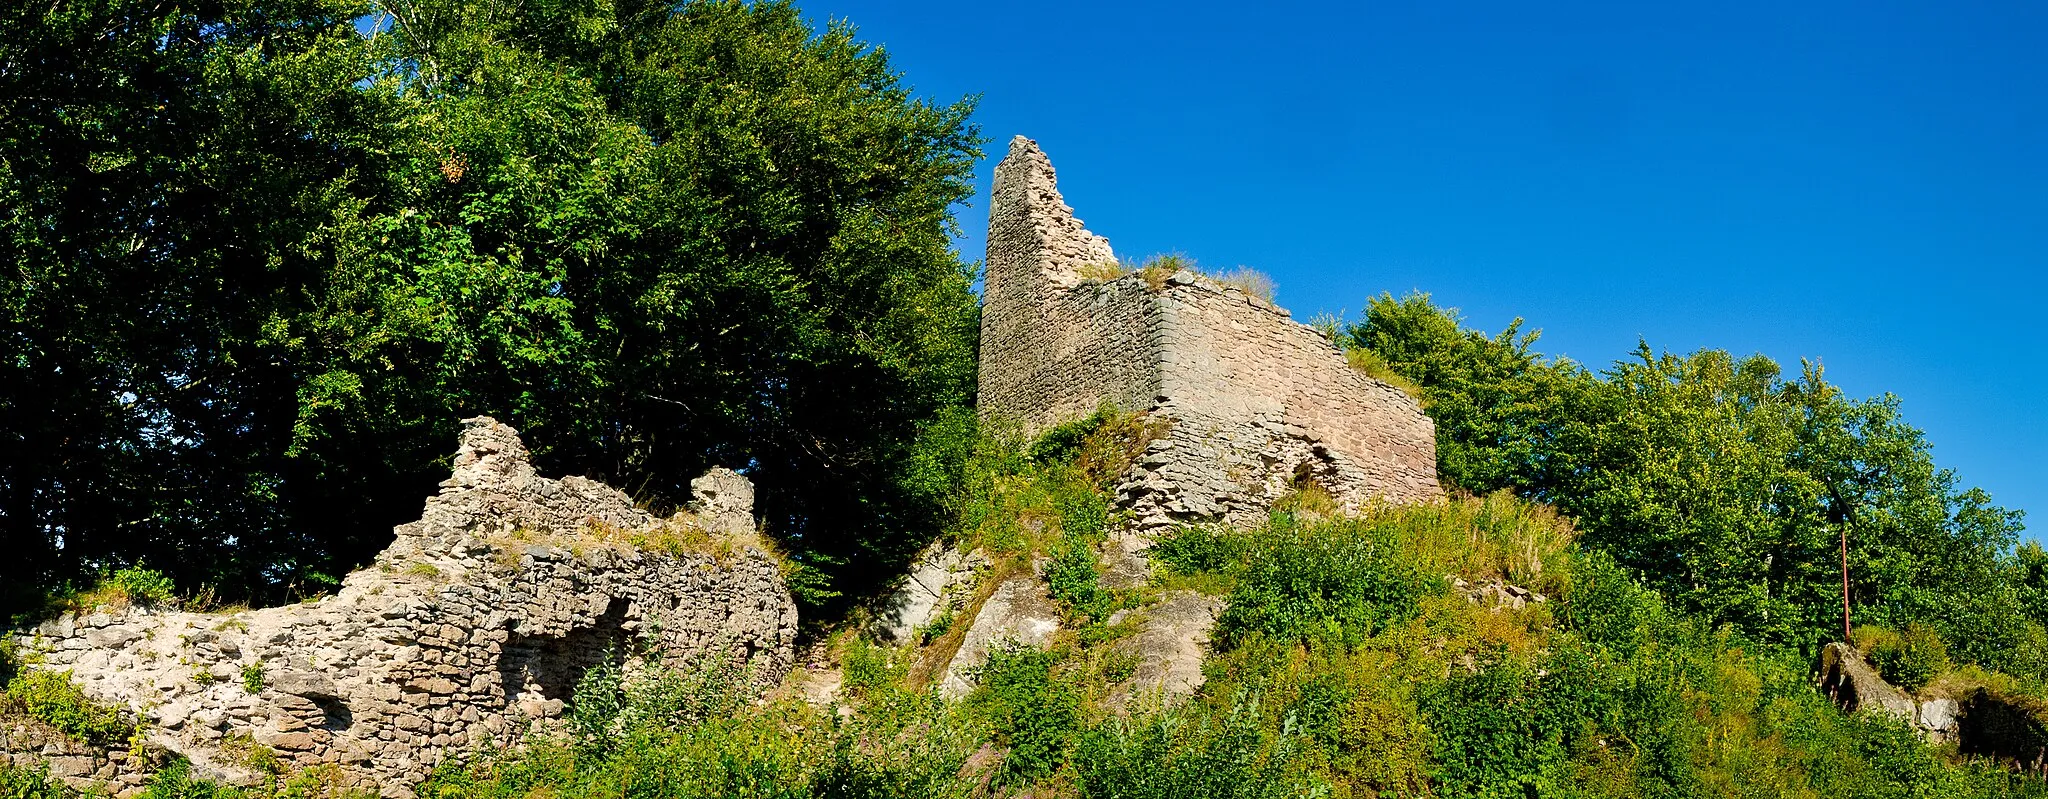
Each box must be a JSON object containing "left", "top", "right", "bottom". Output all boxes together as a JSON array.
[{"left": 5, "top": 417, "right": 796, "bottom": 797}]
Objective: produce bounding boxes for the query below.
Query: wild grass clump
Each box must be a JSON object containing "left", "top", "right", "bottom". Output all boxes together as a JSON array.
[
  {"left": 1345, "top": 346, "right": 1425, "bottom": 399},
  {"left": 64, "top": 565, "right": 179, "bottom": 613},
  {"left": 1123, "top": 254, "right": 1277, "bottom": 302}
]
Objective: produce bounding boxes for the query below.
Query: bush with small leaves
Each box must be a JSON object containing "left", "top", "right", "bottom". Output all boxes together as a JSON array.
[{"left": 5, "top": 669, "right": 135, "bottom": 747}]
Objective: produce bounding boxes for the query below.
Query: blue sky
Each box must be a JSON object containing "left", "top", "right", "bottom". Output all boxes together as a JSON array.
[{"left": 813, "top": 0, "right": 2045, "bottom": 532}]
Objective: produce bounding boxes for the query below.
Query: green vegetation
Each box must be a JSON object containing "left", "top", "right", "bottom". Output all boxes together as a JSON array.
[
  {"left": 2, "top": 0, "right": 2039, "bottom": 793},
  {"left": 1338, "top": 292, "right": 2037, "bottom": 676},
  {"left": 241, "top": 662, "right": 266, "bottom": 695},
  {"left": 381, "top": 424, "right": 2045, "bottom": 798},
  {"left": 2, "top": 669, "right": 136, "bottom": 748},
  {"left": 1857, "top": 624, "right": 1952, "bottom": 692},
  {"left": 0, "top": 0, "right": 981, "bottom": 620}
]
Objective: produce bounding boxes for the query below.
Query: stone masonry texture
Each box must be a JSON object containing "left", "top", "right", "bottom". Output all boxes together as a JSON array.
[
  {"left": 5, "top": 417, "right": 797, "bottom": 797},
  {"left": 978, "top": 135, "right": 1441, "bottom": 536},
  {"left": 928, "top": 136, "right": 1443, "bottom": 703}
]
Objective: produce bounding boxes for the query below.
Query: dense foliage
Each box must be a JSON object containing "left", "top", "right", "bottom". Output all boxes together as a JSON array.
[
  {"left": 1341, "top": 293, "right": 2037, "bottom": 674},
  {"left": 0, "top": 0, "right": 981, "bottom": 618}
]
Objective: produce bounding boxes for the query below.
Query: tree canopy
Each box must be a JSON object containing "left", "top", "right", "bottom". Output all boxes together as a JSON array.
[
  {"left": 1343, "top": 293, "right": 2036, "bottom": 674},
  {"left": 0, "top": 0, "right": 982, "bottom": 618}
]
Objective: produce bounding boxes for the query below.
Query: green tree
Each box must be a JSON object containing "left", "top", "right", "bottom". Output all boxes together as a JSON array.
[
  {"left": 1346, "top": 293, "right": 2033, "bottom": 666},
  {"left": 1, "top": 0, "right": 982, "bottom": 618}
]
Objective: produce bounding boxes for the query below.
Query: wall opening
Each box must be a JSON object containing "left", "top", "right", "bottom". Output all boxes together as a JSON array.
[{"left": 497, "top": 597, "right": 632, "bottom": 703}]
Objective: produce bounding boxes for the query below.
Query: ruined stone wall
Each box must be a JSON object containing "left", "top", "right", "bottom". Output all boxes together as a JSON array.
[
  {"left": 1127, "top": 274, "right": 1440, "bottom": 530},
  {"left": 978, "top": 135, "right": 1440, "bottom": 534},
  {"left": 6, "top": 418, "right": 797, "bottom": 797},
  {"left": 978, "top": 136, "right": 1155, "bottom": 437}
]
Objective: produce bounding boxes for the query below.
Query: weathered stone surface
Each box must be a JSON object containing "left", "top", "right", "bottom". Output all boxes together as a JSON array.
[
  {"left": 871, "top": 545, "right": 983, "bottom": 646},
  {"left": 939, "top": 570, "right": 1063, "bottom": 699},
  {"left": 689, "top": 467, "right": 756, "bottom": 535},
  {"left": 978, "top": 135, "right": 1441, "bottom": 530},
  {"left": 6, "top": 417, "right": 797, "bottom": 797},
  {"left": 1818, "top": 642, "right": 1918, "bottom": 724},
  {"left": 1111, "top": 591, "right": 1222, "bottom": 703}
]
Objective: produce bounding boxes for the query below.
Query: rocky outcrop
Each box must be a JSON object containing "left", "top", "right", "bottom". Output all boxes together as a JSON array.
[
  {"left": 939, "top": 569, "right": 1064, "bottom": 699},
  {"left": 1108, "top": 591, "right": 1223, "bottom": 704},
  {"left": 1816, "top": 640, "right": 2048, "bottom": 773},
  {"left": 5, "top": 418, "right": 797, "bottom": 797}
]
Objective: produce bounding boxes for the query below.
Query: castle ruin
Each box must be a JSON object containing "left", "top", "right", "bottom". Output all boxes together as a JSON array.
[
  {"left": 979, "top": 135, "right": 1441, "bottom": 536},
  {"left": 3, "top": 418, "right": 797, "bottom": 797}
]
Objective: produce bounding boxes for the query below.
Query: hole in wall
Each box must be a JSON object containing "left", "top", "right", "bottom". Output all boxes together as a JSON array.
[{"left": 496, "top": 597, "right": 632, "bottom": 704}]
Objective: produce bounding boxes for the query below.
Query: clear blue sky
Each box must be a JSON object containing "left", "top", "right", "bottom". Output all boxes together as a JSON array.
[{"left": 812, "top": 0, "right": 2045, "bottom": 534}]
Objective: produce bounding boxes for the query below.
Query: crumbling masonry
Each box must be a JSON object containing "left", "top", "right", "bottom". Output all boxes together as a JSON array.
[
  {"left": 4, "top": 418, "right": 797, "bottom": 797},
  {"left": 979, "top": 135, "right": 1440, "bottom": 538},
  {"left": 870, "top": 137, "right": 1443, "bottom": 700}
]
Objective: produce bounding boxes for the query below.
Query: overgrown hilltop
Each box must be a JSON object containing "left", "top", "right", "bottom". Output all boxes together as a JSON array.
[
  {"left": 1339, "top": 293, "right": 2038, "bottom": 679},
  {"left": 38, "top": 414, "right": 2018, "bottom": 799}
]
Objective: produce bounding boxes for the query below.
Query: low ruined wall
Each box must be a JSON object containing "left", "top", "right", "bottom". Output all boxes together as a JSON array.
[{"left": 6, "top": 418, "right": 797, "bottom": 797}]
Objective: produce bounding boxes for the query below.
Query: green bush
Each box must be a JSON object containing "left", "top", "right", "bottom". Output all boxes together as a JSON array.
[
  {"left": 1028, "top": 409, "right": 1112, "bottom": 466},
  {"left": 1213, "top": 517, "right": 1436, "bottom": 650},
  {"left": 138, "top": 758, "right": 242, "bottom": 799},
  {"left": 968, "top": 642, "right": 1080, "bottom": 785},
  {"left": 1148, "top": 526, "right": 1250, "bottom": 576},
  {"left": 1420, "top": 651, "right": 1608, "bottom": 799},
  {"left": 1073, "top": 695, "right": 1318, "bottom": 799},
  {"left": 5, "top": 668, "right": 135, "bottom": 747},
  {"left": 1045, "top": 536, "right": 1114, "bottom": 623},
  {"left": 1860, "top": 623, "right": 1950, "bottom": 692},
  {"left": 0, "top": 763, "right": 70, "bottom": 799}
]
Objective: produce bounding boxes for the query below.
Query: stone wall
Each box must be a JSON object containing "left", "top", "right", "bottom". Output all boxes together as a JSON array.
[
  {"left": 5, "top": 418, "right": 797, "bottom": 797},
  {"left": 978, "top": 136, "right": 1157, "bottom": 437},
  {"left": 978, "top": 134, "right": 1440, "bottom": 538}
]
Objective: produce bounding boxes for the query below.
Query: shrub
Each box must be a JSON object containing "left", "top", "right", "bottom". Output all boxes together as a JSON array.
[
  {"left": 1858, "top": 623, "right": 1950, "bottom": 692},
  {"left": 1072, "top": 694, "right": 1318, "bottom": 799},
  {"left": 0, "top": 763, "right": 69, "bottom": 799},
  {"left": 969, "top": 642, "right": 1080, "bottom": 785},
  {"left": 1213, "top": 517, "right": 1435, "bottom": 650},
  {"left": 5, "top": 669, "right": 135, "bottom": 747},
  {"left": 69, "top": 566, "right": 178, "bottom": 611},
  {"left": 138, "top": 757, "right": 242, "bottom": 799},
  {"left": 1420, "top": 651, "right": 1608, "bottom": 799},
  {"left": 1557, "top": 550, "right": 1668, "bottom": 656},
  {"left": 241, "top": 662, "right": 265, "bottom": 695},
  {"left": 1148, "top": 526, "right": 1251, "bottom": 577},
  {"left": 1045, "top": 536, "right": 1114, "bottom": 623},
  {"left": 1028, "top": 411, "right": 1111, "bottom": 466}
]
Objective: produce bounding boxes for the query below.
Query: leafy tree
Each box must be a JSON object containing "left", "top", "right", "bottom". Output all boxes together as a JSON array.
[
  {"left": 1, "top": 0, "right": 982, "bottom": 618},
  {"left": 1346, "top": 293, "right": 2034, "bottom": 667}
]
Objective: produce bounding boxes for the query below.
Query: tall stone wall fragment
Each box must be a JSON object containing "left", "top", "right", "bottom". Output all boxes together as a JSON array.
[
  {"left": 978, "top": 134, "right": 1440, "bottom": 532},
  {"left": 947, "top": 135, "right": 1444, "bottom": 702}
]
